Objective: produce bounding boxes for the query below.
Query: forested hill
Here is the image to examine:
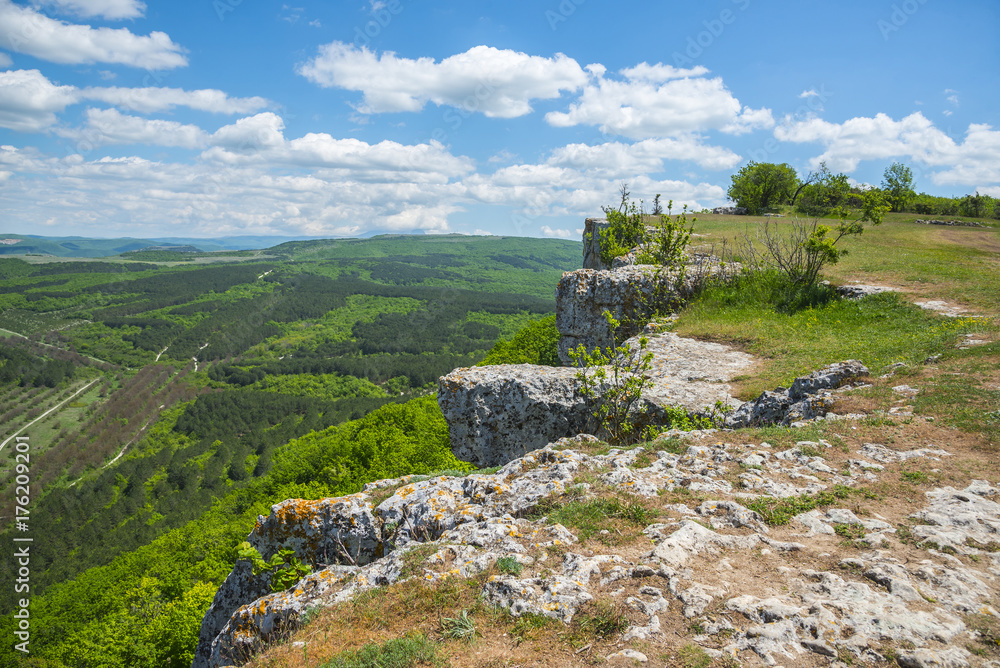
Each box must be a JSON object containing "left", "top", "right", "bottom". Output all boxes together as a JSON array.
[{"left": 0, "top": 234, "right": 578, "bottom": 667}]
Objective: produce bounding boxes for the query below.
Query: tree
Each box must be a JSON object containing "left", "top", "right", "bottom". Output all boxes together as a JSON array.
[
  {"left": 727, "top": 162, "right": 800, "bottom": 215},
  {"left": 881, "top": 162, "right": 915, "bottom": 212},
  {"left": 795, "top": 162, "right": 851, "bottom": 217},
  {"left": 652, "top": 193, "right": 663, "bottom": 215},
  {"left": 740, "top": 188, "right": 890, "bottom": 288}
]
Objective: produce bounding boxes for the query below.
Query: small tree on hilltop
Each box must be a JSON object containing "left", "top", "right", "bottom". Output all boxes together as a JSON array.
[
  {"left": 881, "top": 162, "right": 915, "bottom": 213},
  {"left": 727, "top": 162, "right": 800, "bottom": 215}
]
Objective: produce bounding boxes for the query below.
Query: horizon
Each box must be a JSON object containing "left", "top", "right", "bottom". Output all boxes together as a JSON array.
[{"left": 1, "top": 0, "right": 998, "bottom": 239}]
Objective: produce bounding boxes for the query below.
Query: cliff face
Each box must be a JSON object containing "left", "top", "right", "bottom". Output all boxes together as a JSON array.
[
  {"left": 194, "top": 429, "right": 1000, "bottom": 668},
  {"left": 193, "top": 223, "right": 998, "bottom": 668}
]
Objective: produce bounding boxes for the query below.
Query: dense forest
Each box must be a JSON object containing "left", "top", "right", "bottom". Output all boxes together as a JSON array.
[{"left": 0, "top": 234, "right": 579, "bottom": 667}]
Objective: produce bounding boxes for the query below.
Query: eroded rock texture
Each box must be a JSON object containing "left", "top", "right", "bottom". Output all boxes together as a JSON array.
[{"left": 194, "top": 433, "right": 1000, "bottom": 668}]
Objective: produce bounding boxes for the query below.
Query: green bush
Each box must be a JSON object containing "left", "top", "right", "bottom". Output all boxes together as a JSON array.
[{"left": 478, "top": 315, "right": 560, "bottom": 367}]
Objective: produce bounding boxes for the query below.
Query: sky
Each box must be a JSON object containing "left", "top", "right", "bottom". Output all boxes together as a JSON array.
[{"left": 0, "top": 0, "right": 998, "bottom": 240}]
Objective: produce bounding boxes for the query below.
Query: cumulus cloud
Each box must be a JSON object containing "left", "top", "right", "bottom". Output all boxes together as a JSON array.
[
  {"left": 0, "top": 0, "right": 186, "bottom": 69},
  {"left": 32, "top": 0, "right": 146, "bottom": 20},
  {"left": 547, "top": 137, "right": 741, "bottom": 173},
  {"left": 56, "top": 107, "right": 209, "bottom": 148},
  {"left": 0, "top": 51, "right": 11, "bottom": 66},
  {"left": 80, "top": 86, "right": 270, "bottom": 114},
  {"left": 774, "top": 111, "right": 1000, "bottom": 187},
  {"left": 201, "top": 113, "right": 475, "bottom": 182},
  {"left": 0, "top": 68, "right": 76, "bottom": 131},
  {"left": 0, "top": 69, "right": 270, "bottom": 133},
  {"left": 545, "top": 65, "right": 773, "bottom": 139},
  {"left": 540, "top": 226, "right": 573, "bottom": 238},
  {"left": 297, "top": 43, "right": 589, "bottom": 118}
]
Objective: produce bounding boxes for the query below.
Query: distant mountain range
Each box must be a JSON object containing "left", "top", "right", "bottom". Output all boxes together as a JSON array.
[{"left": 0, "top": 234, "right": 328, "bottom": 257}]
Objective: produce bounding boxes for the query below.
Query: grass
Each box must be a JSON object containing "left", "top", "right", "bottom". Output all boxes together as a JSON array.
[
  {"left": 677, "top": 643, "right": 713, "bottom": 668},
  {"left": 676, "top": 278, "right": 988, "bottom": 397},
  {"left": 744, "top": 485, "right": 854, "bottom": 525},
  {"left": 440, "top": 610, "right": 478, "bottom": 643},
  {"left": 669, "top": 213, "right": 998, "bottom": 396},
  {"left": 532, "top": 495, "right": 657, "bottom": 542},
  {"left": 319, "top": 633, "right": 438, "bottom": 668}
]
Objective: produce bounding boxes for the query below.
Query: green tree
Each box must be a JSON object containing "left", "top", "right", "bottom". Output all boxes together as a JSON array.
[
  {"left": 727, "top": 162, "right": 800, "bottom": 215},
  {"left": 881, "top": 162, "right": 916, "bottom": 212},
  {"left": 795, "top": 162, "right": 851, "bottom": 217}
]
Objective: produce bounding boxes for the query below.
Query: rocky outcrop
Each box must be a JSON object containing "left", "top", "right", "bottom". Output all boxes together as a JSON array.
[
  {"left": 582, "top": 217, "right": 611, "bottom": 269},
  {"left": 711, "top": 206, "right": 747, "bottom": 215},
  {"left": 555, "top": 265, "right": 673, "bottom": 366},
  {"left": 724, "top": 360, "right": 869, "bottom": 428},
  {"left": 437, "top": 364, "right": 591, "bottom": 468},
  {"left": 194, "top": 431, "right": 999, "bottom": 667},
  {"left": 915, "top": 219, "right": 986, "bottom": 227},
  {"left": 439, "top": 328, "right": 754, "bottom": 467}
]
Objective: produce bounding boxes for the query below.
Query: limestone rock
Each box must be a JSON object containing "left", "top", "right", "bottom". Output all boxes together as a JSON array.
[
  {"left": 555, "top": 265, "right": 677, "bottom": 365},
  {"left": 582, "top": 217, "right": 611, "bottom": 269},
  {"left": 724, "top": 360, "right": 869, "bottom": 428},
  {"left": 440, "top": 332, "right": 752, "bottom": 467},
  {"left": 437, "top": 364, "right": 591, "bottom": 467}
]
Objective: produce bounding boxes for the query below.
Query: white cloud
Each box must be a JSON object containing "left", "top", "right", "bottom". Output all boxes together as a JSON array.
[
  {"left": 799, "top": 89, "right": 820, "bottom": 98},
  {"left": 0, "top": 51, "right": 11, "bottom": 66},
  {"left": 32, "top": 0, "right": 146, "bottom": 20},
  {"left": 297, "top": 43, "right": 589, "bottom": 118},
  {"left": 201, "top": 112, "right": 475, "bottom": 182},
  {"left": 97, "top": 69, "right": 115, "bottom": 80},
  {"left": 0, "top": 0, "right": 186, "bottom": 69},
  {"left": 774, "top": 111, "right": 1000, "bottom": 187},
  {"left": 619, "top": 62, "right": 709, "bottom": 81},
  {"left": 209, "top": 112, "right": 286, "bottom": 152},
  {"left": 0, "top": 69, "right": 269, "bottom": 133},
  {"left": 0, "top": 68, "right": 76, "bottom": 131},
  {"left": 80, "top": 86, "right": 270, "bottom": 114},
  {"left": 540, "top": 226, "right": 573, "bottom": 238},
  {"left": 56, "top": 107, "right": 209, "bottom": 148},
  {"left": 545, "top": 66, "right": 773, "bottom": 139},
  {"left": 547, "top": 137, "right": 741, "bottom": 173}
]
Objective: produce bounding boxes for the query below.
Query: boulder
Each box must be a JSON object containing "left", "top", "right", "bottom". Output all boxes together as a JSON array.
[
  {"left": 438, "top": 364, "right": 592, "bottom": 468},
  {"left": 440, "top": 332, "right": 753, "bottom": 467},
  {"left": 192, "top": 495, "right": 381, "bottom": 668},
  {"left": 582, "top": 217, "right": 611, "bottom": 269},
  {"left": 556, "top": 265, "right": 680, "bottom": 366}
]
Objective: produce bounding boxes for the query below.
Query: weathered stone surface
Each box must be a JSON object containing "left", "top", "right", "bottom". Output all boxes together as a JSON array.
[
  {"left": 196, "top": 430, "right": 1000, "bottom": 668},
  {"left": 556, "top": 265, "right": 673, "bottom": 365},
  {"left": 724, "top": 360, "right": 869, "bottom": 428},
  {"left": 835, "top": 283, "right": 897, "bottom": 299},
  {"left": 555, "top": 259, "right": 737, "bottom": 366},
  {"left": 440, "top": 331, "right": 752, "bottom": 467},
  {"left": 582, "top": 217, "right": 610, "bottom": 269},
  {"left": 437, "top": 364, "right": 591, "bottom": 467}
]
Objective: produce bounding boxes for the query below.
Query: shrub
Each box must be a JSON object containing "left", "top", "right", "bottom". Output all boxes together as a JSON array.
[
  {"left": 739, "top": 189, "right": 889, "bottom": 289},
  {"left": 477, "top": 315, "right": 560, "bottom": 367},
  {"left": 570, "top": 311, "right": 655, "bottom": 446}
]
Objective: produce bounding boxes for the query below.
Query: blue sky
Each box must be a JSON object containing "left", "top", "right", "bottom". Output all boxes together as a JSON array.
[{"left": 1, "top": 0, "right": 998, "bottom": 240}]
